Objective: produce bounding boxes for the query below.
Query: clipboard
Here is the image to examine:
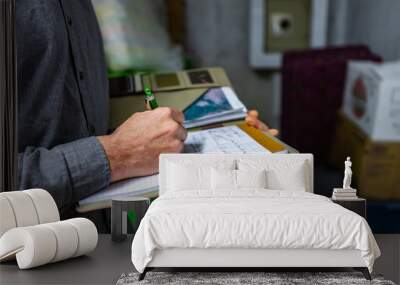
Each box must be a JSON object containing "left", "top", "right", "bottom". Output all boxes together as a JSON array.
[
  {"left": 194, "top": 121, "right": 298, "bottom": 154},
  {"left": 237, "top": 122, "right": 294, "bottom": 153}
]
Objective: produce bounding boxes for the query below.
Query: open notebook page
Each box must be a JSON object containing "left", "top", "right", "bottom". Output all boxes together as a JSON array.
[{"left": 78, "top": 126, "right": 269, "bottom": 210}]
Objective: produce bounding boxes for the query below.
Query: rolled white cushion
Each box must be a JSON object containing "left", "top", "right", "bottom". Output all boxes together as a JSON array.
[
  {"left": 1, "top": 192, "right": 39, "bottom": 227},
  {"left": 236, "top": 169, "right": 267, "bottom": 189},
  {"left": 42, "top": 222, "right": 79, "bottom": 262},
  {"left": 0, "top": 218, "right": 98, "bottom": 269},
  {"left": 0, "top": 196, "right": 17, "bottom": 237},
  {"left": 0, "top": 189, "right": 60, "bottom": 238},
  {"left": 0, "top": 226, "right": 57, "bottom": 269},
  {"left": 64, "top": 218, "right": 98, "bottom": 257},
  {"left": 24, "top": 189, "right": 59, "bottom": 224}
]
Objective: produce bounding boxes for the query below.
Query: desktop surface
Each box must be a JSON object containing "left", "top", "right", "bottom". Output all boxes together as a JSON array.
[{"left": 0, "top": 234, "right": 133, "bottom": 285}]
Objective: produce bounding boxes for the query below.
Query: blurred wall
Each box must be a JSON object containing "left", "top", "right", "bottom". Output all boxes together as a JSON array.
[
  {"left": 344, "top": 0, "right": 400, "bottom": 61},
  {"left": 185, "top": 0, "right": 400, "bottom": 128},
  {"left": 185, "top": 0, "right": 277, "bottom": 126}
]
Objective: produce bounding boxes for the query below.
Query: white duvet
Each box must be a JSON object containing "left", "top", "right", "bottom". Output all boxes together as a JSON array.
[{"left": 131, "top": 190, "right": 380, "bottom": 273}]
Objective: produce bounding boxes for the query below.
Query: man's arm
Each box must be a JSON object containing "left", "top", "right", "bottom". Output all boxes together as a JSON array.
[
  {"left": 18, "top": 137, "right": 110, "bottom": 210},
  {"left": 19, "top": 107, "right": 186, "bottom": 210}
]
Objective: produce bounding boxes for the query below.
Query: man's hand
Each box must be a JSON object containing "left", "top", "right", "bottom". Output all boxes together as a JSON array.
[
  {"left": 245, "top": 110, "right": 279, "bottom": 136},
  {"left": 98, "top": 107, "right": 187, "bottom": 182}
]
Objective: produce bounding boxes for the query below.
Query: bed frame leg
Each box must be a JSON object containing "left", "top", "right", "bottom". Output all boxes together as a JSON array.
[
  {"left": 354, "top": 267, "right": 371, "bottom": 280},
  {"left": 138, "top": 268, "right": 148, "bottom": 281}
]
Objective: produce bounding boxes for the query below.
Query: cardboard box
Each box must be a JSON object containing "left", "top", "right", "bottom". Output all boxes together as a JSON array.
[
  {"left": 330, "top": 112, "right": 400, "bottom": 200},
  {"left": 342, "top": 61, "right": 400, "bottom": 141}
]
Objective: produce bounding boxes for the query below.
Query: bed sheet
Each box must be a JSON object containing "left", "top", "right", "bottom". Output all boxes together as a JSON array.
[{"left": 131, "top": 190, "right": 380, "bottom": 273}]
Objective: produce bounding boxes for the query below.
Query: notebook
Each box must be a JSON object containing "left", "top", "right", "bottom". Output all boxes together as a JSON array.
[{"left": 183, "top": 87, "right": 247, "bottom": 129}]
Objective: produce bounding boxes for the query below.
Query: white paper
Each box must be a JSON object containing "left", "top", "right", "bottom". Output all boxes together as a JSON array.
[
  {"left": 79, "top": 126, "right": 269, "bottom": 207},
  {"left": 79, "top": 175, "right": 159, "bottom": 206},
  {"left": 184, "top": 125, "right": 270, "bottom": 154}
]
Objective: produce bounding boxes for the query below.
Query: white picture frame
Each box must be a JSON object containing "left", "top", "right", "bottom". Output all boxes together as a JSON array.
[{"left": 249, "top": 0, "right": 329, "bottom": 69}]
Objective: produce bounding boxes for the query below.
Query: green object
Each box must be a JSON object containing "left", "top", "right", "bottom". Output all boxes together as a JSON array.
[
  {"left": 144, "top": 87, "right": 159, "bottom": 110},
  {"left": 127, "top": 210, "right": 137, "bottom": 226}
]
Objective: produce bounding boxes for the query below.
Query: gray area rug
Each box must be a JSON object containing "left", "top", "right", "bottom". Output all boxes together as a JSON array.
[{"left": 117, "top": 272, "right": 396, "bottom": 285}]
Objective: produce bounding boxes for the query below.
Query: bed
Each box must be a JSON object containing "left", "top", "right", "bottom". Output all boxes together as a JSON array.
[{"left": 131, "top": 154, "right": 380, "bottom": 280}]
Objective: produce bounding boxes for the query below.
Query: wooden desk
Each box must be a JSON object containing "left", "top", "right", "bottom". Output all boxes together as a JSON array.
[{"left": 0, "top": 235, "right": 133, "bottom": 285}]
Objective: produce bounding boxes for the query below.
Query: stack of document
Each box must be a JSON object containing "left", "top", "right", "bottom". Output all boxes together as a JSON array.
[
  {"left": 77, "top": 125, "right": 280, "bottom": 212},
  {"left": 332, "top": 188, "right": 358, "bottom": 200},
  {"left": 183, "top": 87, "right": 247, "bottom": 129}
]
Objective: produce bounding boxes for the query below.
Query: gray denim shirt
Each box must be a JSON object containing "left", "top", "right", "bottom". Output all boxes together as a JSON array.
[{"left": 17, "top": 0, "right": 110, "bottom": 213}]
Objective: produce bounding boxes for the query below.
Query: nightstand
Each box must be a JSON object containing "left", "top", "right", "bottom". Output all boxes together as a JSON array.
[
  {"left": 111, "top": 197, "right": 150, "bottom": 242},
  {"left": 331, "top": 197, "right": 366, "bottom": 218}
]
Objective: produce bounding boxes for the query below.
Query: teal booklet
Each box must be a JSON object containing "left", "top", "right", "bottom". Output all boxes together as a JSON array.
[{"left": 183, "top": 87, "right": 247, "bottom": 129}]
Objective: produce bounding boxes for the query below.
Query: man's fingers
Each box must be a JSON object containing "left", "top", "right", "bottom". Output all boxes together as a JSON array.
[
  {"left": 248, "top": 110, "right": 259, "bottom": 118},
  {"left": 166, "top": 120, "right": 187, "bottom": 141},
  {"left": 257, "top": 121, "right": 271, "bottom": 132},
  {"left": 268, "top": 129, "right": 279, "bottom": 136},
  {"left": 164, "top": 139, "right": 184, "bottom": 153},
  {"left": 170, "top": 108, "right": 185, "bottom": 124},
  {"left": 245, "top": 116, "right": 260, "bottom": 128},
  {"left": 245, "top": 114, "right": 279, "bottom": 137},
  {"left": 157, "top": 107, "right": 184, "bottom": 124},
  {"left": 175, "top": 125, "right": 188, "bottom": 141}
]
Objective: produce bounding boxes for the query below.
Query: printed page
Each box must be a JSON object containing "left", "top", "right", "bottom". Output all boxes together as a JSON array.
[{"left": 184, "top": 125, "right": 270, "bottom": 154}]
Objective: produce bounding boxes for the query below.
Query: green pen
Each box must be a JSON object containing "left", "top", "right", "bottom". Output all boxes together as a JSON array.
[{"left": 144, "top": 87, "right": 159, "bottom": 110}]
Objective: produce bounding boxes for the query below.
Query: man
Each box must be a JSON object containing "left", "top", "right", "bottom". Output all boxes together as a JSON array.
[{"left": 17, "top": 0, "right": 276, "bottom": 218}]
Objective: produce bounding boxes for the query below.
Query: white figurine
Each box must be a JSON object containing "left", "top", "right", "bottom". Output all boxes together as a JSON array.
[
  {"left": 342, "top": 157, "right": 353, "bottom": 189},
  {"left": 332, "top": 157, "right": 357, "bottom": 199}
]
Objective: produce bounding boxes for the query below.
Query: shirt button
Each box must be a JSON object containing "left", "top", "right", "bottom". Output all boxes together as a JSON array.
[
  {"left": 79, "top": 71, "right": 84, "bottom": 80},
  {"left": 89, "top": 125, "right": 96, "bottom": 135}
]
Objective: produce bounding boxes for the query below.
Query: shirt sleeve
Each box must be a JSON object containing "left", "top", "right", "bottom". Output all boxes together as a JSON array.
[{"left": 18, "top": 137, "right": 110, "bottom": 210}]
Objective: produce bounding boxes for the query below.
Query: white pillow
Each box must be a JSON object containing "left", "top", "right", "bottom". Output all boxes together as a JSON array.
[
  {"left": 238, "top": 159, "right": 308, "bottom": 191},
  {"left": 266, "top": 162, "right": 307, "bottom": 191},
  {"left": 236, "top": 169, "right": 267, "bottom": 189},
  {"left": 211, "top": 168, "right": 236, "bottom": 190},
  {"left": 167, "top": 163, "right": 210, "bottom": 191},
  {"left": 211, "top": 169, "right": 267, "bottom": 190},
  {"left": 167, "top": 160, "right": 236, "bottom": 191}
]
